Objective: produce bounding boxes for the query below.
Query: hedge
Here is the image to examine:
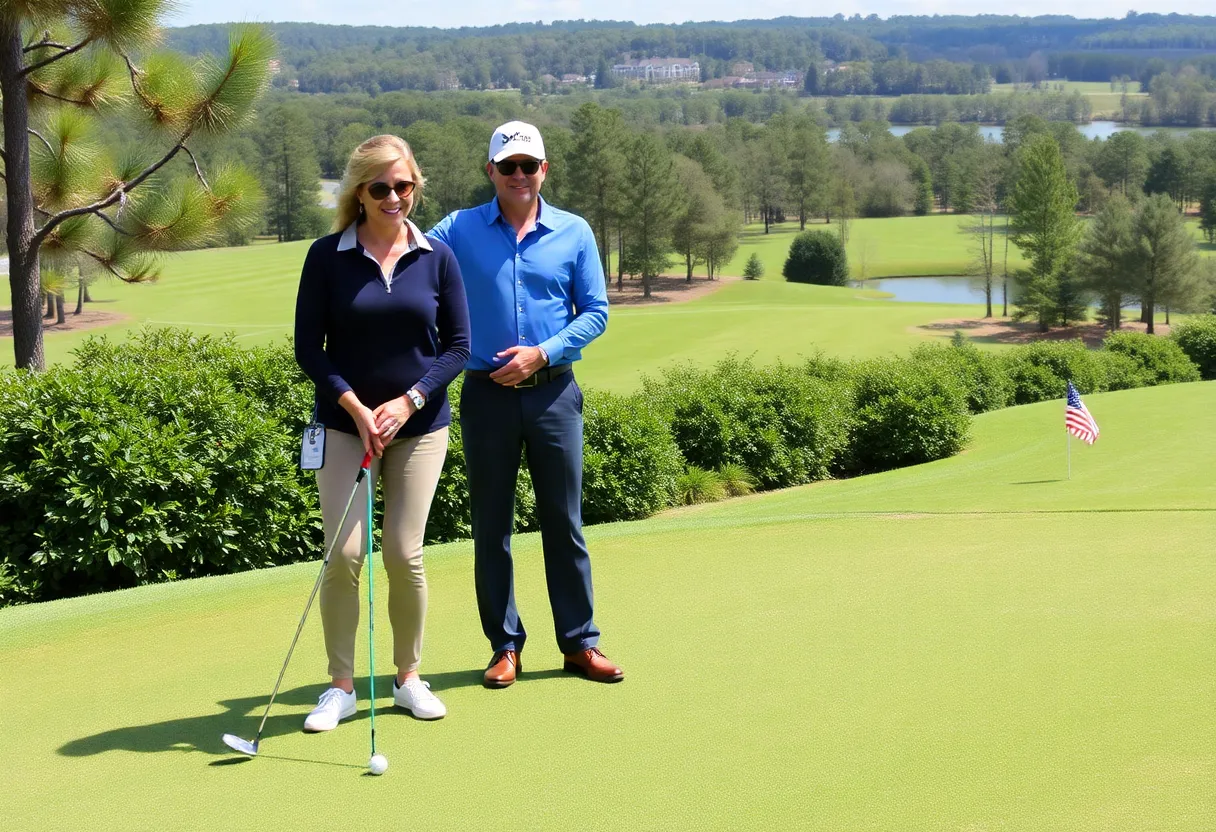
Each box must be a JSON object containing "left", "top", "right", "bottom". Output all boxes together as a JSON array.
[
  {"left": 1171, "top": 315, "right": 1216, "bottom": 380},
  {"left": 0, "top": 327, "right": 1203, "bottom": 606}
]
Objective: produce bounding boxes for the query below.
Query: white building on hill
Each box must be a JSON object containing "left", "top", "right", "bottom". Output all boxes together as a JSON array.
[{"left": 612, "top": 57, "right": 700, "bottom": 82}]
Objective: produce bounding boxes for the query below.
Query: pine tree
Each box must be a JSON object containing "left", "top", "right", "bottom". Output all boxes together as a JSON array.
[
  {"left": 1008, "top": 134, "right": 1082, "bottom": 331},
  {"left": 743, "top": 252, "right": 764, "bottom": 280},
  {"left": 1132, "top": 194, "right": 1200, "bottom": 334},
  {"left": 620, "top": 133, "right": 680, "bottom": 298},
  {"left": 1077, "top": 195, "right": 1136, "bottom": 330},
  {"left": 1, "top": 4, "right": 271, "bottom": 370}
]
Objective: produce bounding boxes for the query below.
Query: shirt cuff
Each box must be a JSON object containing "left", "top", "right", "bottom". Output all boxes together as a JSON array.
[{"left": 538, "top": 336, "right": 564, "bottom": 365}]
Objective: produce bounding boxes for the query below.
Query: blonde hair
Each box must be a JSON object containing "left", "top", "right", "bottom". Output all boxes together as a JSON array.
[{"left": 333, "top": 135, "right": 426, "bottom": 232}]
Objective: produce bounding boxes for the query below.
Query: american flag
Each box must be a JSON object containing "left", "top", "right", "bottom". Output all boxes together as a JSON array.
[{"left": 1066, "top": 381, "right": 1100, "bottom": 445}]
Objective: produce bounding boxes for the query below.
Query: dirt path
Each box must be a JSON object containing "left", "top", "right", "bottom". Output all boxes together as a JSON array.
[
  {"left": 607, "top": 274, "right": 738, "bottom": 306},
  {"left": 916, "top": 317, "right": 1170, "bottom": 346},
  {"left": 0, "top": 307, "right": 129, "bottom": 339}
]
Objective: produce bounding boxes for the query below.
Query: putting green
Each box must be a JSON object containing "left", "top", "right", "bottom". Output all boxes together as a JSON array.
[{"left": 3, "top": 382, "right": 1213, "bottom": 830}]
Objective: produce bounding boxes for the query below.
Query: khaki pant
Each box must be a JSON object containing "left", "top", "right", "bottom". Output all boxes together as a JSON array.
[{"left": 317, "top": 427, "right": 448, "bottom": 680}]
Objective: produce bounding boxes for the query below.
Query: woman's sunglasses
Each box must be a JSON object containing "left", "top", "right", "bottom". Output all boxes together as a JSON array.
[
  {"left": 366, "top": 180, "right": 415, "bottom": 200},
  {"left": 494, "top": 159, "right": 542, "bottom": 176}
]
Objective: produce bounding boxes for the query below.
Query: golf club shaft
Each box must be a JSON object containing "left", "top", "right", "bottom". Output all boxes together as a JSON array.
[
  {"left": 252, "top": 451, "right": 373, "bottom": 743},
  {"left": 366, "top": 476, "right": 377, "bottom": 756}
]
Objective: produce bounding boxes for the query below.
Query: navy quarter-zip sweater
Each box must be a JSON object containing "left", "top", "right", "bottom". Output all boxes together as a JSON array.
[{"left": 294, "top": 221, "right": 471, "bottom": 439}]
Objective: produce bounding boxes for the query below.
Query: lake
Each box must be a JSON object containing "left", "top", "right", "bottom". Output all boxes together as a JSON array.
[
  {"left": 860, "top": 275, "right": 1139, "bottom": 312},
  {"left": 858, "top": 276, "right": 1000, "bottom": 305},
  {"left": 828, "top": 121, "right": 1216, "bottom": 144}
]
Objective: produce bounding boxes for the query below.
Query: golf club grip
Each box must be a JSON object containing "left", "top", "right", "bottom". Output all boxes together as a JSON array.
[{"left": 356, "top": 451, "right": 372, "bottom": 481}]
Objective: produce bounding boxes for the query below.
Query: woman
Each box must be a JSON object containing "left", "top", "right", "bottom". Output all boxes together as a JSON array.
[{"left": 294, "top": 135, "right": 470, "bottom": 730}]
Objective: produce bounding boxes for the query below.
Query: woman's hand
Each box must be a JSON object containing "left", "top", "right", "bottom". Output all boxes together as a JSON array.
[
  {"left": 338, "top": 392, "right": 386, "bottom": 458},
  {"left": 372, "top": 395, "right": 418, "bottom": 445}
]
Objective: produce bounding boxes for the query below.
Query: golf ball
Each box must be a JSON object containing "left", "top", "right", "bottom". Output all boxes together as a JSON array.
[{"left": 369, "top": 754, "right": 388, "bottom": 776}]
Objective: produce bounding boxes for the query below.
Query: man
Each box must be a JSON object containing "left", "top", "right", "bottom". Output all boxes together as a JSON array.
[{"left": 429, "top": 121, "right": 621, "bottom": 687}]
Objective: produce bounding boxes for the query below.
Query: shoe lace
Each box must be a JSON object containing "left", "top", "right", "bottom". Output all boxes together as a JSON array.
[
  {"left": 401, "top": 678, "right": 434, "bottom": 698},
  {"left": 317, "top": 687, "right": 347, "bottom": 709},
  {"left": 494, "top": 650, "right": 517, "bottom": 667}
]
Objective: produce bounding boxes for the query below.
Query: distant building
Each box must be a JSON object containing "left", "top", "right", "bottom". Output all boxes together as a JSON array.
[
  {"left": 612, "top": 57, "right": 700, "bottom": 82},
  {"left": 268, "top": 59, "right": 282, "bottom": 75},
  {"left": 730, "top": 61, "right": 755, "bottom": 76},
  {"left": 560, "top": 73, "right": 588, "bottom": 85}
]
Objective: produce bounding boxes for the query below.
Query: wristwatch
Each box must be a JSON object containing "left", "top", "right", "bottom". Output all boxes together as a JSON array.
[{"left": 406, "top": 388, "right": 426, "bottom": 410}]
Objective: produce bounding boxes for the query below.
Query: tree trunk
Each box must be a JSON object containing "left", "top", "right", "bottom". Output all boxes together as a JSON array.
[
  {"left": 763, "top": 207, "right": 770, "bottom": 234},
  {"left": 75, "top": 280, "right": 85, "bottom": 315},
  {"left": 1165, "top": 305, "right": 1170, "bottom": 326},
  {"left": 616, "top": 227, "right": 624, "bottom": 292},
  {"left": 1, "top": 20, "right": 45, "bottom": 370},
  {"left": 83, "top": 283, "right": 94, "bottom": 303},
  {"left": 46, "top": 292, "right": 55, "bottom": 318},
  {"left": 1144, "top": 298, "right": 1155, "bottom": 334},
  {"left": 686, "top": 250, "right": 693, "bottom": 282},
  {"left": 55, "top": 292, "right": 66, "bottom": 324},
  {"left": 1002, "top": 215, "right": 1009, "bottom": 318}
]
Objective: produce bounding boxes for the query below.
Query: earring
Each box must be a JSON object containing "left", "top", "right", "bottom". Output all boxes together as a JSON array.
[{"left": 358, "top": 204, "right": 365, "bottom": 217}]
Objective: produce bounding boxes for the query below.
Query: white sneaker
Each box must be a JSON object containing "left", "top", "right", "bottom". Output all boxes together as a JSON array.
[
  {"left": 394, "top": 678, "right": 446, "bottom": 720},
  {"left": 303, "top": 687, "right": 357, "bottom": 732}
]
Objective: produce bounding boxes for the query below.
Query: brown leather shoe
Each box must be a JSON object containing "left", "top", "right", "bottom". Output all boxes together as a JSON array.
[
  {"left": 562, "top": 647, "right": 623, "bottom": 683},
  {"left": 483, "top": 649, "right": 520, "bottom": 688}
]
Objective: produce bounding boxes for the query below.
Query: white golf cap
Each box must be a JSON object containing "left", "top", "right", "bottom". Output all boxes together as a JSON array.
[{"left": 489, "top": 121, "right": 545, "bottom": 163}]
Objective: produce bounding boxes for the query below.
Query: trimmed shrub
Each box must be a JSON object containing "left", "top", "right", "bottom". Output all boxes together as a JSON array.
[
  {"left": 582, "top": 390, "right": 683, "bottom": 524},
  {"left": 1171, "top": 314, "right": 1216, "bottom": 380},
  {"left": 1001, "top": 340, "right": 1108, "bottom": 405},
  {"left": 1101, "top": 331, "right": 1200, "bottom": 386},
  {"left": 845, "top": 357, "right": 971, "bottom": 475},
  {"left": 645, "top": 357, "right": 852, "bottom": 490},
  {"left": 783, "top": 230, "right": 849, "bottom": 286},
  {"left": 676, "top": 467, "right": 726, "bottom": 505},
  {"left": 0, "top": 330, "right": 321, "bottom": 605},
  {"left": 910, "top": 339, "right": 1012, "bottom": 413}
]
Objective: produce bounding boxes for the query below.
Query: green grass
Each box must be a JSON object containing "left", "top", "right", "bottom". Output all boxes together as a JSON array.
[
  {"left": 3, "top": 382, "right": 1212, "bottom": 830},
  {"left": 4, "top": 213, "right": 1209, "bottom": 382},
  {"left": 725, "top": 215, "right": 1030, "bottom": 279},
  {"left": 2, "top": 217, "right": 1008, "bottom": 382}
]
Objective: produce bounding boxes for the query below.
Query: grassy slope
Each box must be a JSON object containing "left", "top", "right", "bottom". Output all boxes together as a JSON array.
[{"left": 2, "top": 383, "right": 1213, "bottom": 831}]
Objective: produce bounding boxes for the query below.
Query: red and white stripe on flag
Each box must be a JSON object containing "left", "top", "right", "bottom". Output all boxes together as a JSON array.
[{"left": 1065, "top": 382, "right": 1100, "bottom": 445}]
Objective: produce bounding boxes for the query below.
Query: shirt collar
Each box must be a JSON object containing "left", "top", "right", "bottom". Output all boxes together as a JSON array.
[
  {"left": 487, "top": 195, "right": 557, "bottom": 231},
  {"left": 336, "top": 219, "right": 433, "bottom": 252}
]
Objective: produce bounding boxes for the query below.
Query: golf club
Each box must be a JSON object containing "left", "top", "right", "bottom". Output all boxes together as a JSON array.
[
  {"left": 222, "top": 450, "right": 373, "bottom": 757},
  {"left": 365, "top": 474, "right": 387, "bottom": 775}
]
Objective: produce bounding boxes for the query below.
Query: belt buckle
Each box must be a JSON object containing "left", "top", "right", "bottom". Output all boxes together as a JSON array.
[{"left": 514, "top": 373, "right": 539, "bottom": 389}]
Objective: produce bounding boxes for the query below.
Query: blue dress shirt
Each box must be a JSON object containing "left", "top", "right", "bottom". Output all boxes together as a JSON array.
[{"left": 429, "top": 196, "right": 608, "bottom": 371}]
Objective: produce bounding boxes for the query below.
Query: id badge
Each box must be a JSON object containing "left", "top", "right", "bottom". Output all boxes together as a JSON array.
[{"left": 300, "top": 423, "right": 326, "bottom": 470}]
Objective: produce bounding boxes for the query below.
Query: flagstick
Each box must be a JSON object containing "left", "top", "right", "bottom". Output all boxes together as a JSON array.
[{"left": 1067, "top": 431, "right": 1071, "bottom": 480}]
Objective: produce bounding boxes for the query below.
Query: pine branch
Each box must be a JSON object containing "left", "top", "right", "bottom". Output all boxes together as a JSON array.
[
  {"left": 28, "top": 128, "right": 53, "bottom": 154},
  {"left": 24, "top": 35, "right": 72, "bottom": 54},
  {"left": 31, "top": 140, "right": 190, "bottom": 252},
  {"left": 21, "top": 37, "right": 94, "bottom": 76},
  {"left": 29, "top": 84, "right": 90, "bottom": 106},
  {"left": 119, "top": 51, "right": 158, "bottom": 114},
  {"left": 181, "top": 144, "right": 210, "bottom": 191}
]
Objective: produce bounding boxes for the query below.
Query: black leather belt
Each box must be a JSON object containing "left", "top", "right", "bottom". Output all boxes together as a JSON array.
[{"left": 465, "top": 363, "right": 572, "bottom": 388}]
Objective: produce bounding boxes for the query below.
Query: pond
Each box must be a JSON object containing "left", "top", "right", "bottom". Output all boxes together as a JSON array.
[
  {"left": 827, "top": 121, "right": 1216, "bottom": 144},
  {"left": 857, "top": 276, "right": 1000, "bottom": 305},
  {"left": 859, "top": 275, "right": 1140, "bottom": 312}
]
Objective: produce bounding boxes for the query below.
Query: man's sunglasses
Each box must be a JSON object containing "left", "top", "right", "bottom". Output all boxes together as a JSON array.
[
  {"left": 494, "top": 159, "right": 542, "bottom": 176},
  {"left": 366, "top": 180, "right": 415, "bottom": 200}
]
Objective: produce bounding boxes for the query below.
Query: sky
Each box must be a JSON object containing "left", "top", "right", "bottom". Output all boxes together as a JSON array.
[{"left": 166, "top": 2, "right": 1211, "bottom": 30}]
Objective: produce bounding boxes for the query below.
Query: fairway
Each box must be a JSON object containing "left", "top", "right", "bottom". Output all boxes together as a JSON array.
[
  {"left": 2, "top": 382, "right": 1212, "bottom": 830},
  {"left": 724, "top": 216, "right": 1031, "bottom": 280},
  {"left": 2, "top": 217, "right": 1006, "bottom": 381}
]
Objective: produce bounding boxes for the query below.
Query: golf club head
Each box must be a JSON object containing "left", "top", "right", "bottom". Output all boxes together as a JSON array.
[{"left": 222, "top": 734, "right": 258, "bottom": 756}]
